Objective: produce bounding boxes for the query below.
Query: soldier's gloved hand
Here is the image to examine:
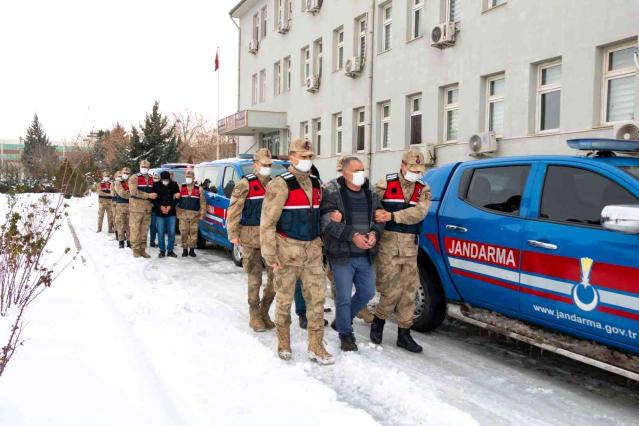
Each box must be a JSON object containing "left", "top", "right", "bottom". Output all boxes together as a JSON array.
[{"left": 375, "top": 209, "right": 392, "bottom": 223}]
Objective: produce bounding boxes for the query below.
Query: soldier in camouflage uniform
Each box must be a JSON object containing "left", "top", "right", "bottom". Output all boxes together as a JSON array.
[
  {"left": 114, "top": 168, "right": 131, "bottom": 249},
  {"left": 127, "top": 160, "right": 157, "bottom": 258},
  {"left": 260, "top": 139, "right": 334, "bottom": 365},
  {"left": 111, "top": 171, "right": 119, "bottom": 240},
  {"left": 176, "top": 169, "right": 206, "bottom": 257},
  {"left": 227, "top": 148, "right": 276, "bottom": 332},
  {"left": 97, "top": 171, "right": 114, "bottom": 233},
  {"left": 370, "top": 149, "right": 431, "bottom": 353}
]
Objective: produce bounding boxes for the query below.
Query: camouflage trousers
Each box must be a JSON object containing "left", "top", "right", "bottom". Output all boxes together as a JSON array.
[
  {"left": 115, "top": 205, "right": 130, "bottom": 242},
  {"left": 274, "top": 264, "right": 326, "bottom": 333},
  {"left": 374, "top": 252, "right": 419, "bottom": 329},
  {"left": 129, "top": 211, "right": 150, "bottom": 252},
  {"left": 97, "top": 200, "right": 114, "bottom": 232},
  {"left": 243, "top": 246, "right": 275, "bottom": 309},
  {"left": 179, "top": 217, "right": 199, "bottom": 248}
]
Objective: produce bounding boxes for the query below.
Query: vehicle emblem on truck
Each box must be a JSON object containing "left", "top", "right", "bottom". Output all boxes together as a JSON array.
[{"left": 572, "top": 257, "right": 599, "bottom": 312}]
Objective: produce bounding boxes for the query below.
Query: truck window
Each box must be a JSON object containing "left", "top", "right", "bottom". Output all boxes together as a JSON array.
[
  {"left": 222, "top": 166, "right": 238, "bottom": 197},
  {"left": 464, "top": 166, "right": 530, "bottom": 215},
  {"left": 200, "top": 165, "right": 222, "bottom": 192},
  {"left": 540, "top": 166, "right": 638, "bottom": 226}
]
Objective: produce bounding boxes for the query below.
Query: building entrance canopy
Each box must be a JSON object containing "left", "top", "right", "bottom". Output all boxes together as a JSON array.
[{"left": 218, "top": 110, "right": 287, "bottom": 136}]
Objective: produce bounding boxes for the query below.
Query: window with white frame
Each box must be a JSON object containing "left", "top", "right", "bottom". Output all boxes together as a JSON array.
[
  {"left": 302, "top": 46, "right": 311, "bottom": 83},
  {"left": 357, "top": 16, "right": 367, "bottom": 59},
  {"left": 447, "top": 0, "right": 460, "bottom": 22},
  {"left": 276, "top": 0, "right": 287, "bottom": 29},
  {"left": 314, "top": 39, "right": 323, "bottom": 76},
  {"left": 284, "top": 56, "right": 291, "bottom": 91},
  {"left": 381, "top": 4, "right": 392, "bottom": 52},
  {"left": 487, "top": 0, "right": 506, "bottom": 10},
  {"left": 261, "top": 6, "right": 268, "bottom": 39},
  {"left": 334, "top": 113, "right": 343, "bottom": 154},
  {"left": 274, "top": 61, "right": 281, "bottom": 95},
  {"left": 253, "top": 13, "right": 260, "bottom": 42},
  {"left": 259, "top": 69, "right": 266, "bottom": 102},
  {"left": 381, "top": 102, "right": 391, "bottom": 149},
  {"left": 409, "top": 95, "right": 422, "bottom": 145},
  {"left": 537, "top": 61, "right": 561, "bottom": 132},
  {"left": 300, "top": 121, "right": 309, "bottom": 139},
  {"left": 486, "top": 74, "right": 505, "bottom": 135},
  {"left": 335, "top": 27, "right": 344, "bottom": 70},
  {"left": 603, "top": 42, "right": 637, "bottom": 124},
  {"left": 251, "top": 73, "right": 258, "bottom": 105},
  {"left": 410, "top": 0, "right": 423, "bottom": 40},
  {"left": 356, "top": 108, "right": 366, "bottom": 152},
  {"left": 444, "top": 85, "right": 459, "bottom": 142},
  {"left": 313, "top": 118, "right": 322, "bottom": 156}
]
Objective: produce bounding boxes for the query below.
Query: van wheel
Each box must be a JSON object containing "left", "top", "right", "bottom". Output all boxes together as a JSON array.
[
  {"left": 196, "top": 230, "right": 206, "bottom": 249},
  {"left": 412, "top": 263, "right": 447, "bottom": 332},
  {"left": 232, "top": 243, "right": 243, "bottom": 267}
]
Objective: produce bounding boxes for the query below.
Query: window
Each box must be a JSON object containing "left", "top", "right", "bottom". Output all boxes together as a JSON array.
[
  {"left": 251, "top": 73, "right": 258, "bottom": 105},
  {"left": 356, "top": 108, "right": 366, "bottom": 152},
  {"left": 300, "top": 121, "right": 309, "bottom": 139},
  {"left": 334, "top": 113, "right": 343, "bottom": 154},
  {"left": 259, "top": 69, "right": 266, "bottom": 102},
  {"left": 381, "top": 103, "right": 391, "bottom": 150},
  {"left": 603, "top": 42, "right": 637, "bottom": 124},
  {"left": 444, "top": 85, "right": 459, "bottom": 142},
  {"left": 357, "top": 16, "right": 367, "bottom": 59},
  {"left": 540, "top": 166, "right": 638, "bottom": 226},
  {"left": 313, "top": 118, "right": 322, "bottom": 156},
  {"left": 302, "top": 46, "right": 311, "bottom": 83},
  {"left": 410, "top": 0, "right": 423, "bottom": 40},
  {"left": 314, "top": 39, "right": 323, "bottom": 77},
  {"left": 486, "top": 75, "right": 505, "bottom": 135},
  {"left": 253, "top": 13, "right": 260, "bottom": 41},
  {"left": 222, "top": 166, "right": 238, "bottom": 198},
  {"left": 381, "top": 4, "right": 392, "bottom": 52},
  {"left": 335, "top": 27, "right": 344, "bottom": 70},
  {"left": 261, "top": 6, "right": 268, "bottom": 39},
  {"left": 447, "top": 0, "right": 460, "bottom": 22},
  {"left": 201, "top": 165, "right": 222, "bottom": 192},
  {"left": 537, "top": 61, "right": 561, "bottom": 132},
  {"left": 487, "top": 0, "right": 506, "bottom": 9},
  {"left": 409, "top": 95, "right": 422, "bottom": 145},
  {"left": 464, "top": 166, "right": 530, "bottom": 215},
  {"left": 284, "top": 56, "right": 292, "bottom": 91},
  {"left": 274, "top": 61, "right": 282, "bottom": 95}
]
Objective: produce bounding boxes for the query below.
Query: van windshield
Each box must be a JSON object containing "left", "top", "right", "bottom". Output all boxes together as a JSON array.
[{"left": 240, "top": 163, "right": 288, "bottom": 178}]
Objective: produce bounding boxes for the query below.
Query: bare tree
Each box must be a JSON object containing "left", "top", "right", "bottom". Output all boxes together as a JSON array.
[{"left": 173, "top": 111, "right": 236, "bottom": 163}]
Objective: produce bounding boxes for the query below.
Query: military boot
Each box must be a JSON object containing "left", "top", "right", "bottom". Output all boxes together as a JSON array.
[
  {"left": 140, "top": 250, "right": 151, "bottom": 259},
  {"left": 182, "top": 248, "right": 189, "bottom": 257},
  {"left": 276, "top": 326, "right": 292, "bottom": 360},
  {"left": 249, "top": 307, "right": 266, "bottom": 332},
  {"left": 118, "top": 241, "right": 125, "bottom": 249},
  {"left": 308, "top": 330, "right": 335, "bottom": 365},
  {"left": 132, "top": 249, "right": 141, "bottom": 259},
  {"left": 189, "top": 248, "right": 196, "bottom": 257},
  {"left": 298, "top": 311, "right": 308, "bottom": 329},
  {"left": 357, "top": 307, "right": 375, "bottom": 324},
  {"left": 126, "top": 241, "right": 131, "bottom": 248},
  {"left": 370, "top": 315, "right": 385, "bottom": 344},
  {"left": 397, "top": 328, "right": 423, "bottom": 353},
  {"left": 259, "top": 296, "right": 275, "bottom": 330}
]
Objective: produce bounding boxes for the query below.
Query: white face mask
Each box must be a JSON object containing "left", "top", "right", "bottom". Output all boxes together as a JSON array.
[
  {"left": 140, "top": 168, "right": 149, "bottom": 175},
  {"left": 121, "top": 174, "right": 129, "bottom": 180},
  {"left": 153, "top": 177, "right": 160, "bottom": 182},
  {"left": 102, "top": 177, "right": 109, "bottom": 182},
  {"left": 185, "top": 177, "right": 194, "bottom": 185},
  {"left": 259, "top": 166, "right": 271, "bottom": 177},
  {"left": 404, "top": 171, "right": 422, "bottom": 183},
  {"left": 350, "top": 171, "right": 366, "bottom": 187},
  {"left": 162, "top": 180, "right": 169, "bottom": 186},
  {"left": 295, "top": 159, "right": 312, "bottom": 173}
]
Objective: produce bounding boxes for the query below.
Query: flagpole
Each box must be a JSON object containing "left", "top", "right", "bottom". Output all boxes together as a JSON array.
[{"left": 216, "top": 46, "right": 220, "bottom": 160}]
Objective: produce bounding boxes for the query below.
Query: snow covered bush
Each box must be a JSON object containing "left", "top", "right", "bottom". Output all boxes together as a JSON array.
[{"left": 0, "top": 193, "right": 72, "bottom": 378}]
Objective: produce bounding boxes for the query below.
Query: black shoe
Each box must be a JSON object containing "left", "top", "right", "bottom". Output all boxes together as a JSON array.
[
  {"left": 158, "top": 251, "right": 165, "bottom": 258},
  {"left": 370, "top": 316, "right": 385, "bottom": 345},
  {"left": 150, "top": 242, "right": 156, "bottom": 248},
  {"left": 167, "top": 251, "right": 177, "bottom": 258},
  {"left": 126, "top": 241, "right": 131, "bottom": 248},
  {"left": 298, "top": 312, "right": 308, "bottom": 329},
  {"left": 182, "top": 249, "right": 189, "bottom": 257},
  {"left": 330, "top": 320, "right": 337, "bottom": 332},
  {"left": 189, "top": 248, "right": 196, "bottom": 257},
  {"left": 339, "top": 333, "right": 358, "bottom": 352},
  {"left": 118, "top": 241, "right": 124, "bottom": 249},
  {"left": 397, "top": 328, "right": 423, "bottom": 353}
]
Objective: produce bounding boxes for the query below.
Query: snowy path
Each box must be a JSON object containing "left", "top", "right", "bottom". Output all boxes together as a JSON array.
[{"left": 1, "top": 196, "right": 638, "bottom": 425}]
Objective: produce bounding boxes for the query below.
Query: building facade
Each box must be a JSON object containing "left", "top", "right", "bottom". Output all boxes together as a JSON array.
[{"left": 223, "top": 0, "right": 639, "bottom": 181}]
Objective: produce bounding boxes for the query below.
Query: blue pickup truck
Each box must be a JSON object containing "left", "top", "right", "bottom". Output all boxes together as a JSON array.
[{"left": 415, "top": 139, "right": 639, "bottom": 373}]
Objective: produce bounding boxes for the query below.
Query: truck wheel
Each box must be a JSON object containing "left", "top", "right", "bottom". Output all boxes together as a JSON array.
[
  {"left": 232, "top": 243, "right": 243, "bottom": 267},
  {"left": 197, "top": 229, "right": 206, "bottom": 250},
  {"left": 412, "top": 263, "right": 447, "bottom": 332}
]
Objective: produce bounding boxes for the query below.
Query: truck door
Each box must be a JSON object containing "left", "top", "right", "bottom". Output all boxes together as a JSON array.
[
  {"left": 439, "top": 162, "right": 534, "bottom": 313},
  {"left": 522, "top": 162, "right": 639, "bottom": 351}
]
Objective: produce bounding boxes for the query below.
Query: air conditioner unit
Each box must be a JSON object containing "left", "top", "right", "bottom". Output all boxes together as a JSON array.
[
  {"left": 277, "top": 18, "right": 290, "bottom": 34},
  {"left": 305, "top": 76, "right": 320, "bottom": 92},
  {"left": 248, "top": 39, "right": 259, "bottom": 54},
  {"left": 614, "top": 121, "right": 639, "bottom": 141},
  {"left": 344, "top": 56, "right": 363, "bottom": 77},
  {"left": 431, "top": 22, "right": 457, "bottom": 48},
  {"left": 306, "top": 0, "right": 322, "bottom": 14},
  {"left": 468, "top": 132, "right": 497, "bottom": 156}
]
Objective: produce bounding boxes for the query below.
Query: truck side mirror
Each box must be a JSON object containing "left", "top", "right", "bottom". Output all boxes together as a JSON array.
[{"left": 601, "top": 205, "right": 639, "bottom": 234}]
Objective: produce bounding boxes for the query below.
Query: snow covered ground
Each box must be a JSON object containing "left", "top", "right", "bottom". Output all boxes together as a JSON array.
[{"left": 1, "top": 195, "right": 638, "bottom": 426}]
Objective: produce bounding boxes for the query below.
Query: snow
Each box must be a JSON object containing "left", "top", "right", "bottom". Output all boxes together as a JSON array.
[{"left": 1, "top": 195, "right": 638, "bottom": 426}]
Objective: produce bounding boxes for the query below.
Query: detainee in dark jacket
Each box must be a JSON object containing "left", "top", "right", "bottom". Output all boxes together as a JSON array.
[
  {"left": 151, "top": 170, "right": 180, "bottom": 257},
  {"left": 320, "top": 156, "right": 384, "bottom": 351}
]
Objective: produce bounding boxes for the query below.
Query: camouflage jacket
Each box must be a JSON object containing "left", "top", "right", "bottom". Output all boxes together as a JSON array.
[
  {"left": 128, "top": 174, "right": 153, "bottom": 214},
  {"left": 227, "top": 174, "right": 271, "bottom": 249},
  {"left": 176, "top": 184, "right": 207, "bottom": 220}
]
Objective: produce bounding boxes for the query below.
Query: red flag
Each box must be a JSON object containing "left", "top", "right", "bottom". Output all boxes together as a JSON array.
[{"left": 215, "top": 50, "right": 219, "bottom": 71}]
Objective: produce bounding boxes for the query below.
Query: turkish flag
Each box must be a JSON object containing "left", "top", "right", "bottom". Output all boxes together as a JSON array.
[{"left": 215, "top": 50, "right": 219, "bottom": 71}]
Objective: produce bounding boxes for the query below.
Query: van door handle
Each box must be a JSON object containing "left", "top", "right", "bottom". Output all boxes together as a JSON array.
[
  {"left": 446, "top": 225, "right": 468, "bottom": 233},
  {"left": 527, "top": 240, "right": 558, "bottom": 250}
]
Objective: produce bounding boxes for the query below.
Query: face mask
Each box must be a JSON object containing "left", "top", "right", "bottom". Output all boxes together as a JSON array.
[
  {"left": 185, "top": 178, "right": 193, "bottom": 185},
  {"left": 140, "top": 168, "right": 149, "bottom": 175},
  {"left": 350, "top": 171, "right": 366, "bottom": 187},
  {"left": 295, "top": 159, "right": 312, "bottom": 173},
  {"left": 153, "top": 177, "right": 160, "bottom": 182},
  {"left": 122, "top": 174, "right": 129, "bottom": 180},
  {"left": 162, "top": 180, "right": 169, "bottom": 186},
  {"left": 102, "top": 177, "right": 109, "bottom": 182},
  {"left": 259, "top": 166, "right": 271, "bottom": 177},
  {"left": 404, "top": 171, "right": 422, "bottom": 183},
  {"left": 115, "top": 177, "right": 121, "bottom": 182}
]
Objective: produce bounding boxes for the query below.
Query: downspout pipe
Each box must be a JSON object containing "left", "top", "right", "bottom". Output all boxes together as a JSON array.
[
  {"left": 230, "top": 14, "right": 241, "bottom": 156},
  {"left": 366, "top": 0, "right": 376, "bottom": 177}
]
